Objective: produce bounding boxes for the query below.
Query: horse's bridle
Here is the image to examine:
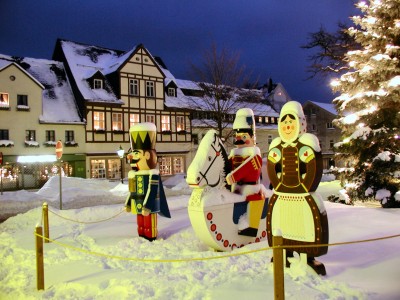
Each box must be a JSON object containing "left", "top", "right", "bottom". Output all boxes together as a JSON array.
[{"left": 198, "top": 133, "right": 225, "bottom": 188}]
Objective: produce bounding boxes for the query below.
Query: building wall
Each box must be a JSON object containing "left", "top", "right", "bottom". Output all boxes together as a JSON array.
[
  {"left": 0, "top": 64, "right": 43, "bottom": 153},
  {"left": 0, "top": 64, "right": 86, "bottom": 190},
  {"left": 83, "top": 46, "right": 193, "bottom": 179},
  {"left": 303, "top": 102, "right": 342, "bottom": 169}
]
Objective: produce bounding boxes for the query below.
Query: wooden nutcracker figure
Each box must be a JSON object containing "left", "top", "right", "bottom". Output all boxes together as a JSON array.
[
  {"left": 266, "top": 101, "right": 329, "bottom": 275},
  {"left": 226, "top": 108, "right": 265, "bottom": 237},
  {"left": 125, "top": 123, "right": 171, "bottom": 241}
]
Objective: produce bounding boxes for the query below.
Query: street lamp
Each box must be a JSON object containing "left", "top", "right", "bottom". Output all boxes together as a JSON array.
[{"left": 117, "top": 145, "right": 125, "bottom": 183}]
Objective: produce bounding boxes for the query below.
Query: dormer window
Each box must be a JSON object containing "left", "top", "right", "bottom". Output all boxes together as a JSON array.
[
  {"left": 94, "top": 79, "right": 103, "bottom": 89},
  {"left": 167, "top": 87, "right": 176, "bottom": 97}
]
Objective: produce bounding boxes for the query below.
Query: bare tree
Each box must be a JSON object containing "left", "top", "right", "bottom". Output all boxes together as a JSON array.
[
  {"left": 188, "top": 43, "right": 262, "bottom": 142},
  {"left": 302, "top": 23, "right": 360, "bottom": 78}
]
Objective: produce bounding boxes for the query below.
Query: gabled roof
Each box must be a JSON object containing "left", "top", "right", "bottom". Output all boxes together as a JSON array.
[
  {"left": 0, "top": 60, "right": 45, "bottom": 90},
  {"left": 58, "top": 39, "right": 130, "bottom": 105},
  {"left": 305, "top": 100, "right": 337, "bottom": 116},
  {"left": 0, "top": 53, "right": 83, "bottom": 124}
]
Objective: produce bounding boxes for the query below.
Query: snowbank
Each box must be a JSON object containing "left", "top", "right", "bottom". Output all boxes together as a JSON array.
[{"left": 1, "top": 177, "right": 400, "bottom": 299}]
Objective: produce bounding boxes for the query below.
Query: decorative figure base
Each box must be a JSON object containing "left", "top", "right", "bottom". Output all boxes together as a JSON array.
[{"left": 186, "top": 129, "right": 271, "bottom": 251}]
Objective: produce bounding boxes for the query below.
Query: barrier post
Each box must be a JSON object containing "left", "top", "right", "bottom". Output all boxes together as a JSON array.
[
  {"left": 43, "top": 202, "right": 49, "bottom": 243},
  {"left": 273, "top": 231, "right": 285, "bottom": 300},
  {"left": 35, "top": 225, "right": 45, "bottom": 290}
]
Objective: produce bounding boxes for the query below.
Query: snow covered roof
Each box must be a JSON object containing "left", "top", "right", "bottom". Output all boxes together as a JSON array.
[
  {"left": 0, "top": 54, "right": 83, "bottom": 124},
  {"left": 58, "top": 40, "right": 129, "bottom": 105},
  {"left": 307, "top": 101, "right": 337, "bottom": 116},
  {"left": 0, "top": 60, "right": 45, "bottom": 89},
  {"left": 159, "top": 65, "right": 278, "bottom": 117}
]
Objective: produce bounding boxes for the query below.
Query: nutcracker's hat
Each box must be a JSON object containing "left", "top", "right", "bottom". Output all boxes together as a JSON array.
[
  {"left": 233, "top": 108, "right": 256, "bottom": 137},
  {"left": 129, "top": 122, "right": 157, "bottom": 150}
]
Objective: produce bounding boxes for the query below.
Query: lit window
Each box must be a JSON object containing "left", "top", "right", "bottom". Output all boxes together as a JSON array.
[
  {"left": 112, "top": 113, "right": 123, "bottom": 131},
  {"left": 25, "top": 130, "right": 36, "bottom": 141},
  {"left": 129, "top": 79, "right": 139, "bottom": 95},
  {"left": 93, "top": 112, "right": 105, "bottom": 130},
  {"left": 129, "top": 113, "right": 140, "bottom": 127},
  {"left": 91, "top": 159, "right": 106, "bottom": 179},
  {"left": 146, "top": 115, "right": 155, "bottom": 124},
  {"left": 159, "top": 156, "right": 172, "bottom": 175},
  {"left": 176, "top": 116, "right": 185, "bottom": 132},
  {"left": 167, "top": 87, "right": 176, "bottom": 97},
  {"left": 161, "top": 115, "right": 170, "bottom": 131},
  {"left": 146, "top": 81, "right": 155, "bottom": 97},
  {"left": 94, "top": 79, "right": 103, "bottom": 89},
  {"left": 0, "top": 93, "right": 9, "bottom": 107},
  {"left": 17, "top": 95, "right": 28, "bottom": 106},
  {"left": 173, "top": 157, "right": 184, "bottom": 173},
  {"left": 258, "top": 116, "right": 263, "bottom": 123}
]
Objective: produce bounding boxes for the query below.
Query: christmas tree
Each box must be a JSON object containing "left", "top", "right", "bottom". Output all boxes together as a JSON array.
[{"left": 331, "top": 0, "right": 400, "bottom": 207}]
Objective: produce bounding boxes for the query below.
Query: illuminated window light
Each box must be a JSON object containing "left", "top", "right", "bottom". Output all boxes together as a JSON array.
[{"left": 17, "top": 155, "right": 57, "bottom": 163}]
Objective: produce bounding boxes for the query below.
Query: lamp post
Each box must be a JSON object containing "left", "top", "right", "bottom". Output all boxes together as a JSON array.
[{"left": 117, "top": 145, "right": 125, "bottom": 183}]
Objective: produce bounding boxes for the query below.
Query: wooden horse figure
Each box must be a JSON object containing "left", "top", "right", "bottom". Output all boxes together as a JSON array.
[{"left": 186, "top": 129, "right": 270, "bottom": 251}]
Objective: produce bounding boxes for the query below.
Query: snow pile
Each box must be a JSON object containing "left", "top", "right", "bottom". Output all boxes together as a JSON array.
[{"left": 1, "top": 178, "right": 400, "bottom": 299}]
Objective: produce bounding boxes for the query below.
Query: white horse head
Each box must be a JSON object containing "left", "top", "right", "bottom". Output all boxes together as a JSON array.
[{"left": 186, "top": 130, "right": 229, "bottom": 188}]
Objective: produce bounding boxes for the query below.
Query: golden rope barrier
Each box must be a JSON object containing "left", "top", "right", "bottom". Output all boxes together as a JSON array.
[
  {"left": 34, "top": 231, "right": 400, "bottom": 263},
  {"left": 47, "top": 208, "right": 126, "bottom": 224}
]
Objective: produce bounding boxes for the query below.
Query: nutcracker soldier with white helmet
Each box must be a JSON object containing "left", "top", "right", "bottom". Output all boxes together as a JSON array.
[
  {"left": 226, "top": 108, "right": 265, "bottom": 237},
  {"left": 125, "top": 123, "right": 171, "bottom": 241}
]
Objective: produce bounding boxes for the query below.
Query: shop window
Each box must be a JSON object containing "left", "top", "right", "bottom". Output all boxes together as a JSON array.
[
  {"left": 91, "top": 159, "right": 106, "bottom": 179},
  {"left": 107, "top": 159, "right": 120, "bottom": 179},
  {"left": 159, "top": 157, "right": 172, "bottom": 175},
  {"left": 173, "top": 157, "right": 184, "bottom": 173}
]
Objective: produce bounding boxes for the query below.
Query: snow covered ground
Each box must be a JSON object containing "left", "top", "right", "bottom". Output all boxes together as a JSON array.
[{"left": 1, "top": 176, "right": 400, "bottom": 299}]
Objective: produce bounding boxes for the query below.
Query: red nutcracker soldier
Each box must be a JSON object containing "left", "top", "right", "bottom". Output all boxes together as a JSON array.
[
  {"left": 125, "top": 123, "right": 171, "bottom": 241},
  {"left": 226, "top": 108, "right": 264, "bottom": 237},
  {"left": 267, "top": 101, "right": 329, "bottom": 275}
]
